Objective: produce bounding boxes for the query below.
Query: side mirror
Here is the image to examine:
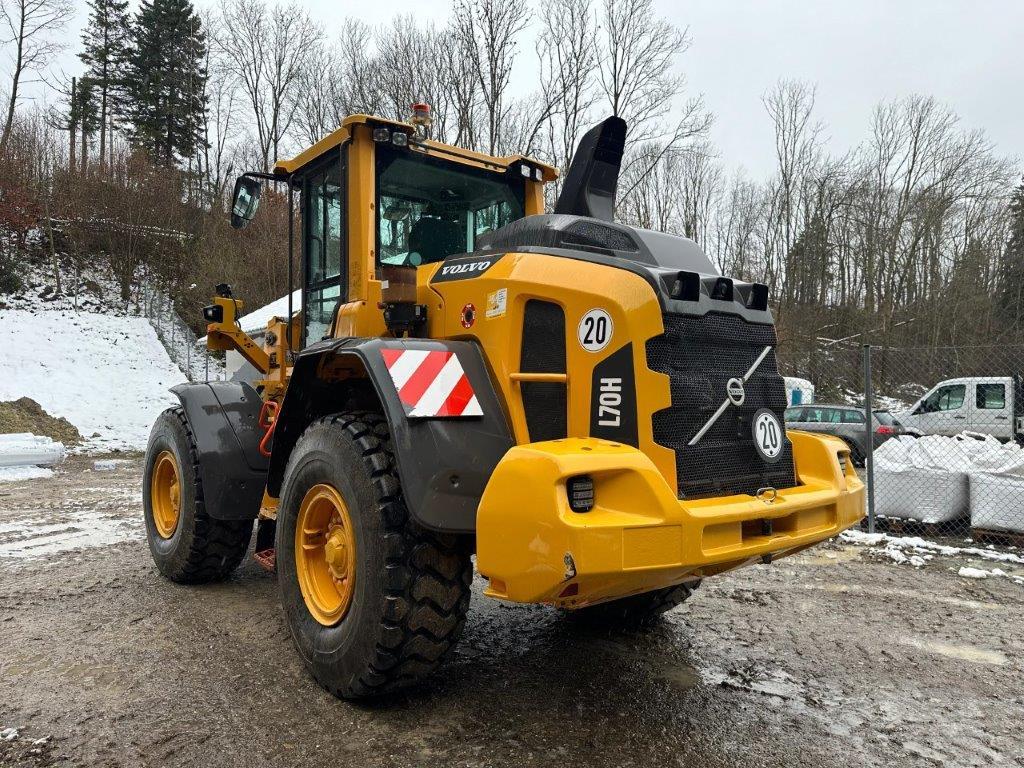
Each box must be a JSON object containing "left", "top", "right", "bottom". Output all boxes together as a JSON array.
[{"left": 230, "top": 176, "right": 262, "bottom": 229}]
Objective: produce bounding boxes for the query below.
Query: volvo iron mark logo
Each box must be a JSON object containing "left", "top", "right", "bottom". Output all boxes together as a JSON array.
[{"left": 726, "top": 377, "right": 745, "bottom": 406}]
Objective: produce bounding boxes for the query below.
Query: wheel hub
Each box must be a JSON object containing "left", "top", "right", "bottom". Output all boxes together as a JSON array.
[
  {"left": 295, "top": 484, "right": 356, "bottom": 626},
  {"left": 150, "top": 450, "right": 181, "bottom": 539},
  {"left": 324, "top": 528, "right": 349, "bottom": 577}
]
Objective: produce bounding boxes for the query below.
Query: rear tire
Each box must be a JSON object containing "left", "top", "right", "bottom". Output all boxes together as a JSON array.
[
  {"left": 276, "top": 412, "right": 472, "bottom": 699},
  {"left": 569, "top": 580, "right": 701, "bottom": 627},
  {"left": 143, "top": 407, "right": 254, "bottom": 583}
]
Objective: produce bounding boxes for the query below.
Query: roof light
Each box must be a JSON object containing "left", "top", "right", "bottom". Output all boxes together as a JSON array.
[
  {"left": 372, "top": 127, "right": 391, "bottom": 142},
  {"left": 519, "top": 163, "right": 532, "bottom": 178},
  {"left": 392, "top": 131, "right": 409, "bottom": 147},
  {"left": 533, "top": 167, "right": 544, "bottom": 182}
]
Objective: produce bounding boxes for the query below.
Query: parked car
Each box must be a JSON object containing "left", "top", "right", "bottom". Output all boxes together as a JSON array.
[
  {"left": 784, "top": 404, "right": 905, "bottom": 464},
  {"left": 899, "top": 376, "right": 1024, "bottom": 441}
]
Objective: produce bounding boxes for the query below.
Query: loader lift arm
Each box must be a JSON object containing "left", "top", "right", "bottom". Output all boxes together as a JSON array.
[{"left": 203, "top": 294, "right": 271, "bottom": 375}]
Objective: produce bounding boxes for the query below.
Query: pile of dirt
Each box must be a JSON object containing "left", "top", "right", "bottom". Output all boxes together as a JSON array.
[{"left": 0, "top": 398, "right": 82, "bottom": 445}]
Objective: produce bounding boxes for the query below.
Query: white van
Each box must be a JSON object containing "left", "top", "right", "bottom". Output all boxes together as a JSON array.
[{"left": 899, "top": 376, "right": 1023, "bottom": 440}]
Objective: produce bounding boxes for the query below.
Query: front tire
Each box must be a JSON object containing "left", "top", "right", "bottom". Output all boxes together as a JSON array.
[
  {"left": 276, "top": 412, "right": 472, "bottom": 699},
  {"left": 143, "top": 407, "right": 253, "bottom": 583}
]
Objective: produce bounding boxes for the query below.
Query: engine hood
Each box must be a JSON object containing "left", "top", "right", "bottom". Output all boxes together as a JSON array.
[{"left": 469, "top": 213, "right": 774, "bottom": 324}]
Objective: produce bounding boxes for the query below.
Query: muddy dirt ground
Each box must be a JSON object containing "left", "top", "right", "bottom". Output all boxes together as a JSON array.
[{"left": 1, "top": 456, "right": 1022, "bottom": 768}]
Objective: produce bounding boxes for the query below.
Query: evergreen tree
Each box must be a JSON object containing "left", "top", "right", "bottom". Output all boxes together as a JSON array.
[
  {"left": 998, "top": 179, "right": 1024, "bottom": 329},
  {"left": 75, "top": 77, "right": 101, "bottom": 172},
  {"left": 127, "top": 0, "right": 207, "bottom": 166},
  {"left": 79, "top": 0, "right": 132, "bottom": 171}
]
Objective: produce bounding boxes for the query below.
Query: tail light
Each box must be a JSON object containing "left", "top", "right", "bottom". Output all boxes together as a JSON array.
[{"left": 876, "top": 425, "right": 895, "bottom": 435}]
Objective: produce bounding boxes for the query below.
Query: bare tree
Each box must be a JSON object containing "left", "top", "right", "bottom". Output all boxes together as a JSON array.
[
  {"left": 201, "top": 14, "right": 240, "bottom": 208},
  {"left": 216, "top": 0, "right": 322, "bottom": 172},
  {"left": 0, "top": 0, "right": 73, "bottom": 154},
  {"left": 293, "top": 40, "right": 346, "bottom": 146},
  {"left": 598, "top": 0, "right": 712, "bottom": 212},
  {"left": 452, "top": 0, "right": 529, "bottom": 155},
  {"left": 536, "top": 0, "right": 598, "bottom": 190},
  {"left": 335, "top": 18, "right": 381, "bottom": 117}
]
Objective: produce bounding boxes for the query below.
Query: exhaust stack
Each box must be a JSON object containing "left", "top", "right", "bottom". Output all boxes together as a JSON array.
[{"left": 554, "top": 116, "right": 626, "bottom": 222}]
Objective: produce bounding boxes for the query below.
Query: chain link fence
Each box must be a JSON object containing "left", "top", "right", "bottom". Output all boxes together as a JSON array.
[
  {"left": 138, "top": 282, "right": 220, "bottom": 383},
  {"left": 783, "top": 343, "right": 1024, "bottom": 545}
]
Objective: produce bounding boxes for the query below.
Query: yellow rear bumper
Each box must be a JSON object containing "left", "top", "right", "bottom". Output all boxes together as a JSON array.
[{"left": 476, "top": 430, "right": 864, "bottom": 608}]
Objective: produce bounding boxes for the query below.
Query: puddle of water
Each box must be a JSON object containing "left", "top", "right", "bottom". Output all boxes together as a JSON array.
[
  {"left": 662, "top": 665, "right": 700, "bottom": 689},
  {"left": 898, "top": 636, "right": 1007, "bottom": 665}
]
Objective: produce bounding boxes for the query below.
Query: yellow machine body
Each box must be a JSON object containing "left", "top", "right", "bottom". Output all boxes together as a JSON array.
[{"left": 210, "top": 114, "right": 864, "bottom": 609}]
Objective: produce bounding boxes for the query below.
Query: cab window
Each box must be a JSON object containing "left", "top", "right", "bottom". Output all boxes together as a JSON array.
[
  {"left": 977, "top": 383, "right": 1006, "bottom": 409},
  {"left": 375, "top": 145, "right": 524, "bottom": 268},
  {"left": 303, "top": 154, "right": 345, "bottom": 344},
  {"left": 916, "top": 384, "right": 966, "bottom": 413}
]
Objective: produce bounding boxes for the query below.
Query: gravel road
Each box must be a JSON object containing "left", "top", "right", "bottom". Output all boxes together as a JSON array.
[{"left": 1, "top": 456, "right": 1022, "bottom": 768}]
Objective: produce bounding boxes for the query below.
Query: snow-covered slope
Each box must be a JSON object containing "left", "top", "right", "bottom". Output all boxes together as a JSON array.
[{"left": 0, "top": 309, "right": 186, "bottom": 451}]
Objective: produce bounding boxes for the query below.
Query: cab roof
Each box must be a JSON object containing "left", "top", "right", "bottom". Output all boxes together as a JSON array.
[{"left": 273, "top": 114, "right": 558, "bottom": 181}]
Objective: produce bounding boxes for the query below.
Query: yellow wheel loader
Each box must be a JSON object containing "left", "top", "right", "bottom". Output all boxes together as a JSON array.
[{"left": 142, "top": 110, "right": 864, "bottom": 699}]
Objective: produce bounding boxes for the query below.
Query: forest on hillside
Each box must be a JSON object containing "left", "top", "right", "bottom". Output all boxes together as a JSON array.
[{"left": 0, "top": 0, "right": 1022, "bottom": 359}]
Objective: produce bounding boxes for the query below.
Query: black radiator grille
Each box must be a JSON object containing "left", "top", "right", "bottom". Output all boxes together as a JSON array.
[
  {"left": 646, "top": 312, "right": 797, "bottom": 499},
  {"left": 520, "top": 300, "right": 567, "bottom": 442}
]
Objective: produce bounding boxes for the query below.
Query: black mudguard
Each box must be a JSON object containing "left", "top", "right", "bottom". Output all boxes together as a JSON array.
[
  {"left": 268, "top": 337, "right": 514, "bottom": 533},
  {"left": 170, "top": 381, "right": 269, "bottom": 520}
]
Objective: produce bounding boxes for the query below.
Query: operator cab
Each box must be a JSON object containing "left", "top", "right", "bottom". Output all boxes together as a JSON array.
[{"left": 229, "top": 112, "right": 549, "bottom": 347}]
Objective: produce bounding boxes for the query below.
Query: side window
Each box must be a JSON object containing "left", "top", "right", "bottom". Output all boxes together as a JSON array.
[
  {"left": 823, "top": 408, "right": 842, "bottom": 424},
  {"left": 932, "top": 384, "right": 966, "bottom": 411},
  {"left": 977, "top": 383, "right": 1006, "bottom": 410},
  {"left": 841, "top": 410, "right": 866, "bottom": 424},
  {"left": 784, "top": 407, "right": 804, "bottom": 421},
  {"left": 303, "top": 157, "right": 345, "bottom": 344},
  {"left": 472, "top": 200, "right": 515, "bottom": 246}
]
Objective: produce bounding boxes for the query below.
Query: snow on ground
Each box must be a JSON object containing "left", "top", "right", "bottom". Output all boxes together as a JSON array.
[
  {"left": 958, "top": 566, "right": 1008, "bottom": 579},
  {"left": 842, "top": 529, "right": 1024, "bottom": 565},
  {"left": 0, "top": 466, "right": 54, "bottom": 482},
  {"left": 841, "top": 529, "right": 1024, "bottom": 584},
  {"left": 0, "top": 309, "right": 185, "bottom": 451},
  {"left": 0, "top": 507, "right": 141, "bottom": 560}
]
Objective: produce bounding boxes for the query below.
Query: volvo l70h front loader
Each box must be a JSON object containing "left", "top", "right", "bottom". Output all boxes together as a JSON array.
[{"left": 143, "top": 109, "right": 865, "bottom": 699}]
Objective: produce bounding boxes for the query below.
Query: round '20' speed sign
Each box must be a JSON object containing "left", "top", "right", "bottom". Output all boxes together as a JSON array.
[{"left": 752, "top": 408, "right": 784, "bottom": 463}]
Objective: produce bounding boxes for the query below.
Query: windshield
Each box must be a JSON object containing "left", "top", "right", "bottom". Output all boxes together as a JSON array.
[{"left": 376, "top": 146, "right": 524, "bottom": 267}]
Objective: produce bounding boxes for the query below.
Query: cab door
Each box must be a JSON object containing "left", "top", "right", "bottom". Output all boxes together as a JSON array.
[
  {"left": 972, "top": 380, "right": 1011, "bottom": 438},
  {"left": 908, "top": 382, "right": 967, "bottom": 435},
  {"left": 300, "top": 151, "right": 346, "bottom": 346}
]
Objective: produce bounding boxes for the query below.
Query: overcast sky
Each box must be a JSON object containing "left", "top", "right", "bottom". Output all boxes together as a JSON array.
[{"left": 42, "top": 0, "right": 1024, "bottom": 180}]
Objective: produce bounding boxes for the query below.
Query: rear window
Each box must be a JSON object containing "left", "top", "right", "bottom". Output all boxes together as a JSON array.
[
  {"left": 841, "top": 410, "right": 866, "bottom": 424},
  {"left": 873, "top": 410, "right": 896, "bottom": 425},
  {"left": 977, "top": 383, "right": 1006, "bottom": 410},
  {"left": 804, "top": 407, "right": 841, "bottom": 423}
]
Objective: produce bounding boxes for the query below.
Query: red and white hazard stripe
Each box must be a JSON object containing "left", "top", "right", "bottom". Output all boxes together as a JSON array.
[{"left": 380, "top": 349, "right": 483, "bottom": 418}]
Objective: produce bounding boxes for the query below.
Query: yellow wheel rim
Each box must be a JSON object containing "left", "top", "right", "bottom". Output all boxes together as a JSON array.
[
  {"left": 151, "top": 450, "right": 181, "bottom": 539},
  {"left": 296, "top": 483, "right": 356, "bottom": 627}
]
